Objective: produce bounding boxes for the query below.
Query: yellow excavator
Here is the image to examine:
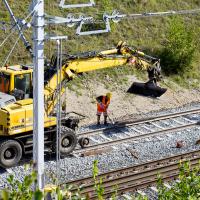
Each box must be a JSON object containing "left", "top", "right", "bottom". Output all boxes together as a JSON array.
[{"left": 0, "top": 41, "right": 166, "bottom": 168}]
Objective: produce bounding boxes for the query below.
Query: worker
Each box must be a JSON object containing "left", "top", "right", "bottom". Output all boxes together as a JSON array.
[{"left": 96, "top": 92, "right": 112, "bottom": 125}]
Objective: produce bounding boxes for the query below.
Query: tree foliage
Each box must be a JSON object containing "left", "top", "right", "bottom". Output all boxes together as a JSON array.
[
  {"left": 157, "top": 161, "right": 200, "bottom": 200},
  {"left": 160, "top": 17, "right": 197, "bottom": 74}
]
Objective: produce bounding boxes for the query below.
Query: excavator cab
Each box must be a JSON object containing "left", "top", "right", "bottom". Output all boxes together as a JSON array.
[
  {"left": 12, "top": 73, "right": 32, "bottom": 100},
  {"left": 0, "top": 65, "right": 33, "bottom": 100}
]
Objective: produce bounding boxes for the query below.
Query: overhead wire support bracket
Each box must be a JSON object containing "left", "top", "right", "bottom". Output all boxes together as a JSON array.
[
  {"left": 46, "top": 12, "right": 120, "bottom": 36},
  {"left": 59, "top": 0, "right": 95, "bottom": 9},
  {"left": 75, "top": 8, "right": 200, "bottom": 36},
  {"left": 75, "top": 11, "right": 125, "bottom": 36},
  {"left": 45, "top": 14, "right": 93, "bottom": 26},
  {"left": 45, "top": 35, "right": 68, "bottom": 41},
  {"left": 76, "top": 13, "right": 112, "bottom": 36}
]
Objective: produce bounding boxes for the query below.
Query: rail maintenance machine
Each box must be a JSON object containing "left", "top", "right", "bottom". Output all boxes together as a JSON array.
[{"left": 0, "top": 41, "right": 167, "bottom": 168}]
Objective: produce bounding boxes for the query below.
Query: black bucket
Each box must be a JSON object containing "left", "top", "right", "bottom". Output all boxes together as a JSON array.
[{"left": 127, "top": 80, "right": 167, "bottom": 98}]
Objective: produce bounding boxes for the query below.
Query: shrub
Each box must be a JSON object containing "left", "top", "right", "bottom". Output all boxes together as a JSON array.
[
  {"left": 160, "top": 17, "right": 197, "bottom": 74},
  {"left": 157, "top": 161, "right": 200, "bottom": 200}
]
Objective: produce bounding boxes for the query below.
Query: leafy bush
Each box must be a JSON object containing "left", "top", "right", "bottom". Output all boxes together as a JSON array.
[
  {"left": 92, "top": 160, "right": 105, "bottom": 200},
  {"left": 0, "top": 165, "right": 43, "bottom": 200},
  {"left": 159, "top": 17, "right": 197, "bottom": 74},
  {"left": 157, "top": 161, "right": 200, "bottom": 200}
]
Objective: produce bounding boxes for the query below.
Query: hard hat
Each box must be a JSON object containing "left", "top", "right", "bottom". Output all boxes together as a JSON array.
[{"left": 106, "top": 92, "right": 112, "bottom": 98}]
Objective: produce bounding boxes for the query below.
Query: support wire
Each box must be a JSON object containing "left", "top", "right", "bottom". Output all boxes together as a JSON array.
[
  {"left": 0, "top": 25, "right": 17, "bottom": 48},
  {"left": 1, "top": 31, "right": 22, "bottom": 67},
  {"left": 0, "top": 0, "right": 41, "bottom": 54}
]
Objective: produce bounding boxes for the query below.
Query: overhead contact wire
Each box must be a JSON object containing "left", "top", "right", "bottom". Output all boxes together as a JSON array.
[{"left": 48, "top": 8, "right": 200, "bottom": 25}]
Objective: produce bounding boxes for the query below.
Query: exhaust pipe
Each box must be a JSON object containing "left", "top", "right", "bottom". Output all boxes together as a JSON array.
[{"left": 127, "top": 79, "right": 167, "bottom": 98}]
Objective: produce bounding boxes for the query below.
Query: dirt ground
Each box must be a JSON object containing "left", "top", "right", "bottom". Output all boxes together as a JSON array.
[{"left": 64, "top": 75, "right": 200, "bottom": 126}]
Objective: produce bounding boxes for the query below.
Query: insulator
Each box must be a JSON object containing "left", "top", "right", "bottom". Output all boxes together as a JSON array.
[
  {"left": 111, "top": 10, "right": 121, "bottom": 23},
  {"left": 66, "top": 14, "right": 76, "bottom": 27}
]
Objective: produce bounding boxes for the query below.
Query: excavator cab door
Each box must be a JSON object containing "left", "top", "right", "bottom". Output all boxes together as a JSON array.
[{"left": 13, "top": 73, "right": 31, "bottom": 100}]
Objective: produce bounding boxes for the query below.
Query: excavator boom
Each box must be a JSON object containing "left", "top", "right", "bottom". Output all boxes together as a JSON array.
[{"left": 44, "top": 41, "right": 166, "bottom": 115}]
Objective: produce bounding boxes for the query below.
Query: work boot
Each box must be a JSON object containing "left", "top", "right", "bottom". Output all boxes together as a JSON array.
[
  {"left": 97, "top": 115, "right": 100, "bottom": 125},
  {"left": 104, "top": 116, "right": 108, "bottom": 125}
]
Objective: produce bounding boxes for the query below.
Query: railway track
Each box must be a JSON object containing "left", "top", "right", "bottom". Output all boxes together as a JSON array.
[
  {"left": 75, "top": 108, "right": 200, "bottom": 155},
  {"left": 64, "top": 149, "right": 200, "bottom": 199}
]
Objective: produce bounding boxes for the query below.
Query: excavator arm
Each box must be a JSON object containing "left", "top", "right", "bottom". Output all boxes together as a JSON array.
[
  {"left": 44, "top": 41, "right": 166, "bottom": 115},
  {"left": 62, "top": 42, "right": 162, "bottom": 80}
]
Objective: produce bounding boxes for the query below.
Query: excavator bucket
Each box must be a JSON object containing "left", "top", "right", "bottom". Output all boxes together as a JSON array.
[{"left": 127, "top": 80, "right": 167, "bottom": 98}]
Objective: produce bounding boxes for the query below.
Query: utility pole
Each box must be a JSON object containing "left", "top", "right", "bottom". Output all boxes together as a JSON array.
[{"left": 32, "top": 0, "right": 45, "bottom": 191}]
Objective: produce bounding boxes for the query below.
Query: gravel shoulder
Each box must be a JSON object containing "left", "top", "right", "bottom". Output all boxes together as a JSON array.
[{"left": 64, "top": 75, "right": 200, "bottom": 125}]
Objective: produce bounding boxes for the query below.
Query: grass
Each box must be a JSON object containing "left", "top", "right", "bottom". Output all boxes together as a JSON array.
[{"left": 0, "top": 0, "right": 200, "bottom": 92}]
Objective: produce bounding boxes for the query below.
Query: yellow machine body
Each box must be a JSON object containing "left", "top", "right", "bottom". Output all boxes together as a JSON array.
[
  {"left": 0, "top": 99, "right": 56, "bottom": 136},
  {"left": 0, "top": 65, "right": 33, "bottom": 94},
  {"left": 0, "top": 41, "right": 166, "bottom": 168},
  {"left": 0, "top": 42, "right": 164, "bottom": 137}
]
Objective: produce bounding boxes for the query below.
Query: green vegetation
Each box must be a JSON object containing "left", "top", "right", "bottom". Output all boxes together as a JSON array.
[
  {"left": 159, "top": 17, "right": 198, "bottom": 74},
  {"left": 0, "top": 1, "right": 200, "bottom": 90},
  {"left": 157, "top": 161, "right": 200, "bottom": 200},
  {"left": 0, "top": 161, "right": 199, "bottom": 199},
  {"left": 93, "top": 160, "right": 105, "bottom": 200},
  {"left": 0, "top": 165, "right": 41, "bottom": 200}
]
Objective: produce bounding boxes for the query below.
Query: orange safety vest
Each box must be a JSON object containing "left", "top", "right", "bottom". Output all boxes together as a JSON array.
[{"left": 97, "top": 96, "right": 110, "bottom": 112}]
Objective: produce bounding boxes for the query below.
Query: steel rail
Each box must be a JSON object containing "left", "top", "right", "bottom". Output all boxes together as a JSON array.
[
  {"left": 83, "top": 159, "right": 199, "bottom": 199},
  {"left": 77, "top": 108, "right": 200, "bottom": 137},
  {"left": 89, "top": 160, "right": 199, "bottom": 199},
  {"left": 75, "top": 121, "right": 199, "bottom": 154},
  {"left": 64, "top": 150, "right": 200, "bottom": 199},
  {"left": 65, "top": 149, "right": 200, "bottom": 186}
]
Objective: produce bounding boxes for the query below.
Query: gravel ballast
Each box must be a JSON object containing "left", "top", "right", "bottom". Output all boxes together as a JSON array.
[{"left": 0, "top": 103, "right": 200, "bottom": 191}]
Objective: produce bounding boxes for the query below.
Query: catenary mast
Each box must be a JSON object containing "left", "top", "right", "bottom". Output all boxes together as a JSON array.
[{"left": 32, "top": 0, "right": 45, "bottom": 191}]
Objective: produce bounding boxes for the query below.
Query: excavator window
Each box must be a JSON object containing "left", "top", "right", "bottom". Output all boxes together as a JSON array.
[
  {"left": 14, "top": 73, "right": 31, "bottom": 98},
  {"left": 0, "top": 73, "right": 10, "bottom": 93}
]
